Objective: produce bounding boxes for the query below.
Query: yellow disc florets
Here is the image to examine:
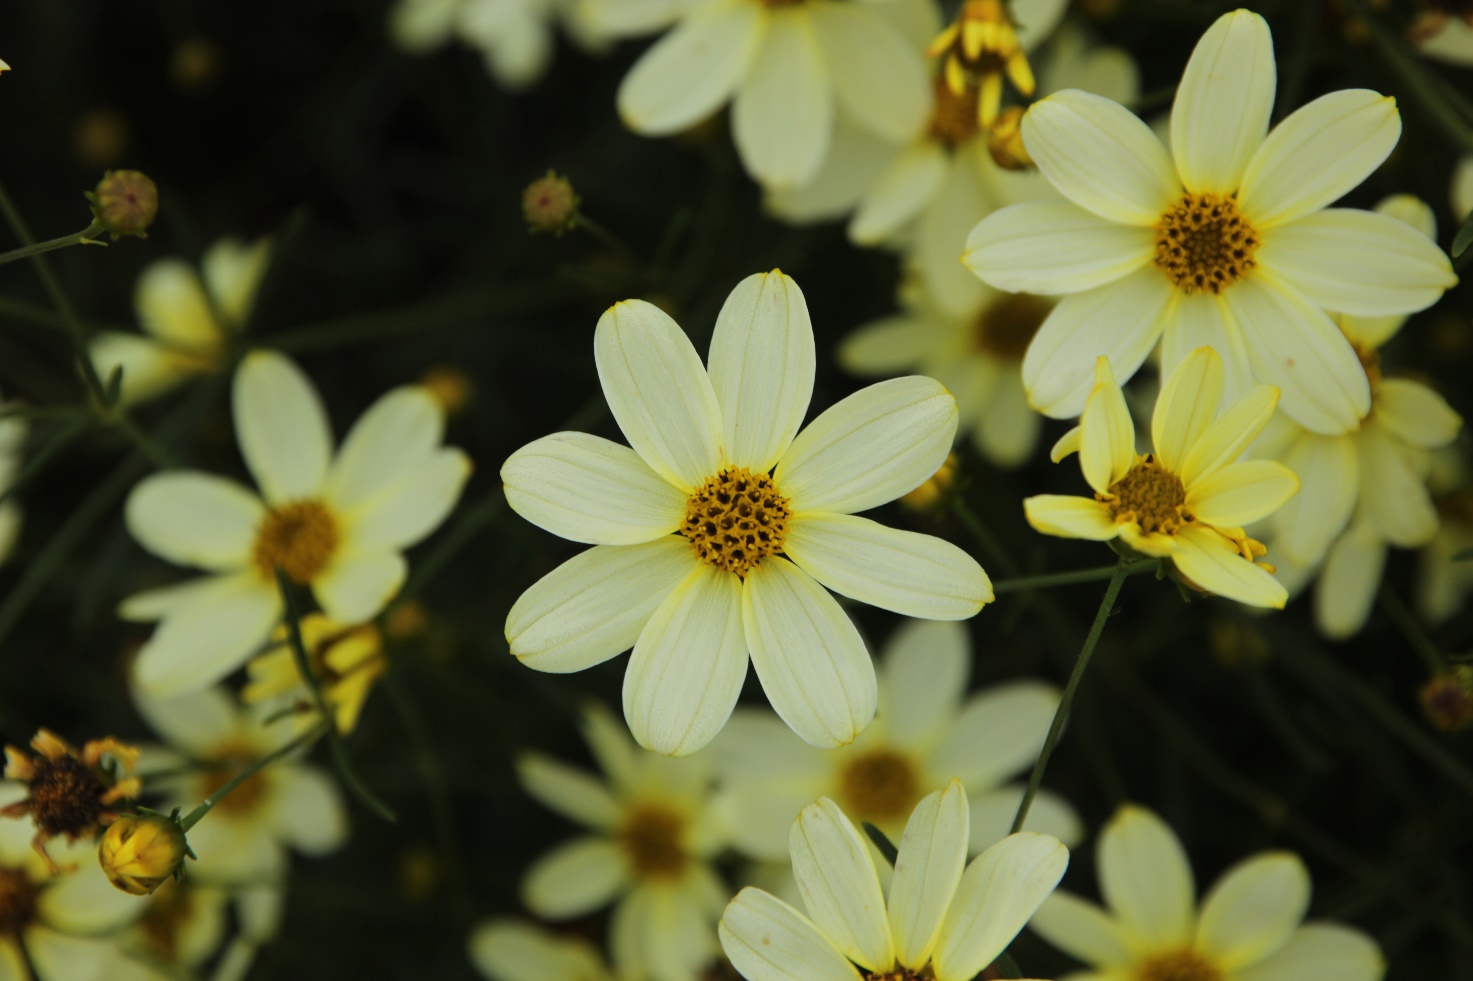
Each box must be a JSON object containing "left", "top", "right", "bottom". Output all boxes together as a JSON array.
[
  {"left": 928, "top": 75, "right": 981, "bottom": 147},
  {"left": 253, "top": 500, "right": 339, "bottom": 584},
  {"left": 1, "top": 730, "right": 140, "bottom": 868},
  {"left": 927, "top": 0, "right": 1035, "bottom": 129},
  {"left": 681, "top": 467, "right": 790, "bottom": 578},
  {"left": 1100, "top": 455, "right": 1189, "bottom": 535},
  {"left": 837, "top": 749, "right": 920, "bottom": 825},
  {"left": 617, "top": 805, "right": 687, "bottom": 880},
  {"left": 1154, "top": 192, "right": 1260, "bottom": 295},
  {"left": 198, "top": 747, "right": 269, "bottom": 817},
  {"left": 1136, "top": 949, "right": 1224, "bottom": 981}
]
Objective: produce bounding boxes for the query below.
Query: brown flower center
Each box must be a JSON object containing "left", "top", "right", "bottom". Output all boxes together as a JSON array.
[
  {"left": 617, "top": 805, "right": 687, "bottom": 880},
  {"left": 1100, "top": 455, "right": 1189, "bottom": 535},
  {"left": 838, "top": 749, "right": 920, "bottom": 825},
  {"left": 928, "top": 75, "right": 981, "bottom": 147},
  {"left": 0, "top": 867, "right": 37, "bottom": 936},
  {"left": 252, "top": 500, "right": 339, "bottom": 584},
  {"left": 198, "top": 749, "right": 268, "bottom": 817},
  {"left": 138, "top": 880, "right": 194, "bottom": 960},
  {"left": 25, "top": 754, "right": 108, "bottom": 839},
  {"left": 974, "top": 293, "right": 1050, "bottom": 360},
  {"left": 1154, "top": 192, "right": 1260, "bottom": 295},
  {"left": 1137, "top": 949, "right": 1224, "bottom": 981},
  {"left": 681, "top": 468, "right": 790, "bottom": 578},
  {"left": 867, "top": 971, "right": 927, "bottom": 981}
]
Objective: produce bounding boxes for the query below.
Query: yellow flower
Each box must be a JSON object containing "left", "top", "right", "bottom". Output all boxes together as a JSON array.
[
  {"left": 1025, "top": 347, "right": 1297, "bottom": 608},
  {"left": 98, "top": 814, "right": 189, "bottom": 896},
  {"left": 243, "top": 614, "right": 387, "bottom": 736}
]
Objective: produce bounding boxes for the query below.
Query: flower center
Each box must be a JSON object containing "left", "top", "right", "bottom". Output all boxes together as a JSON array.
[
  {"left": 138, "top": 880, "right": 193, "bottom": 961},
  {"left": 1136, "top": 949, "right": 1224, "bottom": 981},
  {"left": 928, "top": 75, "right": 980, "bottom": 147},
  {"left": 974, "top": 293, "right": 1050, "bottom": 360},
  {"left": 252, "top": 500, "right": 339, "bottom": 584},
  {"left": 838, "top": 749, "right": 920, "bottom": 825},
  {"left": 867, "top": 972, "right": 926, "bottom": 981},
  {"left": 198, "top": 749, "right": 268, "bottom": 817},
  {"left": 0, "top": 867, "right": 37, "bottom": 936},
  {"left": 617, "top": 805, "right": 688, "bottom": 880},
  {"left": 681, "top": 467, "right": 790, "bottom": 578},
  {"left": 22, "top": 754, "right": 107, "bottom": 839},
  {"left": 1154, "top": 193, "right": 1260, "bottom": 295},
  {"left": 1100, "top": 455, "right": 1189, "bottom": 535}
]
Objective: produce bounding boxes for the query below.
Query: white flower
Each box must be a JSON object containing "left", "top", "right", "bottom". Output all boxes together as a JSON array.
[
  {"left": 390, "top": 0, "right": 608, "bottom": 89},
  {"left": 517, "top": 703, "right": 727, "bottom": 981},
  {"left": 133, "top": 684, "right": 348, "bottom": 885},
  {"left": 712, "top": 619, "right": 1079, "bottom": 862},
  {"left": 0, "top": 402, "right": 25, "bottom": 567},
  {"left": 121, "top": 350, "right": 471, "bottom": 696},
  {"left": 964, "top": 8, "right": 1457, "bottom": 435},
  {"left": 719, "top": 780, "right": 1068, "bottom": 981},
  {"left": 1416, "top": 13, "right": 1473, "bottom": 67},
  {"left": 605, "top": 0, "right": 930, "bottom": 190},
  {"left": 119, "top": 878, "right": 282, "bottom": 981},
  {"left": 90, "top": 238, "right": 272, "bottom": 407},
  {"left": 502, "top": 270, "right": 991, "bottom": 756},
  {"left": 469, "top": 919, "right": 617, "bottom": 981},
  {"left": 1030, "top": 805, "right": 1385, "bottom": 981}
]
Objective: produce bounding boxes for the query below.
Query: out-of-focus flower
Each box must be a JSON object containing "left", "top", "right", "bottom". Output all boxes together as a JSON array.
[
  {"left": 965, "top": 8, "right": 1456, "bottom": 434},
  {"left": 88, "top": 170, "right": 158, "bottom": 239},
  {"left": 121, "top": 351, "right": 471, "bottom": 696},
  {"left": 1030, "top": 805, "right": 1385, "bottom": 981},
  {"left": 90, "top": 237, "right": 272, "bottom": 406},
  {"left": 712, "top": 618, "right": 1078, "bottom": 863},
  {"left": 243, "top": 614, "right": 387, "bottom": 736},
  {"left": 518, "top": 703, "right": 726, "bottom": 981},
  {"left": 927, "top": 0, "right": 1055, "bottom": 128},
  {"left": 421, "top": 366, "right": 474, "bottom": 415},
  {"left": 720, "top": 780, "right": 1068, "bottom": 981},
  {"left": 522, "top": 171, "right": 581, "bottom": 234},
  {"left": 1415, "top": 8, "right": 1473, "bottom": 66},
  {"left": 2, "top": 730, "right": 140, "bottom": 867},
  {"left": 1420, "top": 665, "right": 1473, "bottom": 733},
  {"left": 469, "top": 919, "right": 617, "bottom": 981},
  {"left": 1419, "top": 484, "right": 1473, "bottom": 625},
  {"left": 502, "top": 270, "right": 990, "bottom": 756},
  {"left": 118, "top": 877, "right": 282, "bottom": 981},
  {"left": 1027, "top": 348, "right": 1296, "bottom": 608},
  {"left": 901, "top": 450, "right": 959, "bottom": 511},
  {"left": 98, "top": 814, "right": 188, "bottom": 896},
  {"left": 390, "top": 0, "right": 608, "bottom": 90},
  {"left": 0, "top": 401, "right": 25, "bottom": 567}
]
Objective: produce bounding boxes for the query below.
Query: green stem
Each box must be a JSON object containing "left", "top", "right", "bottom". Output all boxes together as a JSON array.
[
  {"left": 178, "top": 724, "right": 326, "bottom": 834},
  {"left": 1378, "top": 582, "right": 1447, "bottom": 673},
  {"left": 0, "top": 417, "right": 92, "bottom": 509},
  {"left": 993, "top": 560, "right": 1157, "bottom": 594},
  {"left": 1010, "top": 557, "right": 1130, "bottom": 834},
  {"left": 274, "top": 569, "right": 398, "bottom": 822},
  {"left": 952, "top": 498, "right": 1020, "bottom": 578},
  {"left": 0, "top": 222, "right": 105, "bottom": 267}
]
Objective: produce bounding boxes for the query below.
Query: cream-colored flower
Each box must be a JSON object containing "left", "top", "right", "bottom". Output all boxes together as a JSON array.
[
  {"left": 0, "top": 403, "right": 24, "bottom": 567},
  {"left": 712, "top": 619, "right": 1078, "bottom": 862},
  {"left": 720, "top": 780, "right": 1067, "bottom": 981},
  {"left": 90, "top": 238, "right": 271, "bottom": 407},
  {"left": 390, "top": 0, "right": 607, "bottom": 89},
  {"left": 469, "top": 919, "right": 617, "bottom": 981},
  {"left": 604, "top": 0, "right": 930, "bottom": 190},
  {"left": 118, "top": 877, "right": 282, "bottom": 981},
  {"left": 121, "top": 350, "right": 471, "bottom": 696},
  {"left": 1416, "top": 11, "right": 1473, "bottom": 67},
  {"left": 1030, "top": 805, "right": 1384, "bottom": 981},
  {"left": 965, "top": 8, "right": 1457, "bottom": 434},
  {"left": 517, "top": 703, "right": 726, "bottom": 981},
  {"left": 1419, "top": 471, "right": 1473, "bottom": 626},
  {"left": 1025, "top": 347, "right": 1297, "bottom": 608},
  {"left": 243, "top": 614, "right": 386, "bottom": 736},
  {"left": 503, "top": 270, "right": 991, "bottom": 756}
]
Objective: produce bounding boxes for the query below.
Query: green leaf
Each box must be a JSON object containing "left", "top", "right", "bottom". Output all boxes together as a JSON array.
[
  {"left": 991, "top": 952, "right": 1023, "bottom": 979},
  {"left": 861, "top": 822, "right": 898, "bottom": 866}
]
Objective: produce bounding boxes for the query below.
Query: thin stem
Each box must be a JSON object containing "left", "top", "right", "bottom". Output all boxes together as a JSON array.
[
  {"left": 952, "top": 498, "right": 1020, "bottom": 578},
  {"left": 1010, "top": 557, "right": 1130, "bottom": 834},
  {"left": 993, "top": 560, "right": 1157, "bottom": 594},
  {"left": 576, "top": 214, "right": 634, "bottom": 263},
  {"left": 0, "top": 417, "right": 92, "bottom": 509},
  {"left": 1379, "top": 582, "right": 1448, "bottom": 673},
  {"left": 178, "top": 724, "right": 326, "bottom": 834},
  {"left": 274, "top": 569, "right": 398, "bottom": 823},
  {"left": 0, "top": 223, "right": 104, "bottom": 267}
]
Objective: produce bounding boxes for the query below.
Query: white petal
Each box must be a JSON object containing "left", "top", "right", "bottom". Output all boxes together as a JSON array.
[
  {"left": 1024, "top": 495, "right": 1120, "bottom": 540},
  {"left": 768, "top": 123, "right": 901, "bottom": 225},
  {"left": 775, "top": 376, "right": 956, "bottom": 515},
  {"left": 931, "top": 832, "right": 1069, "bottom": 980},
  {"left": 973, "top": 367, "right": 1043, "bottom": 469},
  {"left": 964, "top": 201, "right": 1154, "bottom": 295},
  {"left": 89, "top": 332, "right": 190, "bottom": 407},
  {"left": 468, "top": 920, "right": 608, "bottom": 981},
  {"left": 232, "top": 350, "right": 332, "bottom": 504},
  {"left": 313, "top": 549, "right": 406, "bottom": 623},
  {"left": 1158, "top": 292, "right": 1253, "bottom": 407},
  {"left": 1187, "top": 459, "right": 1299, "bottom": 528},
  {"left": 1028, "top": 890, "right": 1133, "bottom": 970},
  {"left": 1170, "top": 9, "right": 1275, "bottom": 194},
  {"left": 1316, "top": 525, "right": 1386, "bottom": 640},
  {"left": 616, "top": 1, "right": 762, "bottom": 135},
  {"left": 25, "top": 929, "right": 123, "bottom": 980},
  {"left": 1152, "top": 344, "right": 1224, "bottom": 474},
  {"left": 341, "top": 448, "right": 471, "bottom": 550},
  {"left": 595, "top": 300, "right": 724, "bottom": 493},
  {"left": 1234, "top": 922, "right": 1385, "bottom": 981},
  {"left": 733, "top": 11, "right": 833, "bottom": 190},
  {"left": 615, "top": 880, "right": 721, "bottom": 981},
  {"left": 1374, "top": 379, "right": 1461, "bottom": 449},
  {"left": 202, "top": 237, "right": 272, "bottom": 328},
  {"left": 625, "top": 564, "right": 748, "bottom": 756},
  {"left": 516, "top": 753, "right": 621, "bottom": 829},
  {"left": 507, "top": 539, "right": 696, "bottom": 673},
  {"left": 1021, "top": 267, "right": 1174, "bottom": 419},
  {"left": 1096, "top": 805, "right": 1194, "bottom": 950},
  {"left": 719, "top": 888, "right": 863, "bottom": 981},
  {"left": 965, "top": 786, "right": 1082, "bottom": 852},
  {"left": 131, "top": 683, "right": 241, "bottom": 757},
  {"left": 125, "top": 473, "right": 263, "bottom": 571},
  {"left": 131, "top": 574, "right": 281, "bottom": 696},
  {"left": 135, "top": 258, "right": 221, "bottom": 347},
  {"left": 323, "top": 386, "right": 444, "bottom": 511},
  {"left": 1240, "top": 90, "right": 1400, "bottom": 229},
  {"left": 784, "top": 512, "right": 991, "bottom": 620},
  {"left": 913, "top": 151, "right": 998, "bottom": 317},
  {"left": 927, "top": 681, "right": 1060, "bottom": 788},
  {"left": 1356, "top": 426, "right": 1437, "bottom": 548},
  {"left": 503, "top": 433, "right": 685, "bottom": 545},
  {"left": 1180, "top": 384, "right": 1280, "bottom": 487},
  {"left": 810, "top": 2, "right": 928, "bottom": 144},
  {"left": 1270, "top": 432, "right": 1357, "bottom": 566},
  {"left": 38, "top": 841, "right": 148, "bottom": 933},
  {"left": 789, "top": 797, "right": 894, "bottom": 971},
  {"left": 742, "top": 557, "right": 875, "bottom": 748},
  {"left": 1195, "top": 852, "right": 1310, "bottom": 970},
  {"left": 263, "top": 765, "right": 348, "bottom": 856},
  {"left": 1258, "top": 209, "right": 1457, "bottom": 316},
  {"left": 879, "top": 619, "right": 968, "bottom": 753},
  {"left": 708, "top": 270, "right": 816, "bottom": 473},
  {"left": 1172, "top": 525, "right": 1288, "bottom": 609},
  {"left": 581, "top": 701, "right": 643, "bottom": 791},
  {"left": 838, "top": 314, "right": 941, "bottom": 376},
  {"left": 1022, "top": 90, "right": 1178, "bottom": 225},
  {"left": 522, "top": 837, "right": 629, "bottom": 918},
  {"left": 889, "top": 780, "right": 969, "bottom": 969},
  {"left": 850, "top": 143, "right": 948, "bottom": 246}
]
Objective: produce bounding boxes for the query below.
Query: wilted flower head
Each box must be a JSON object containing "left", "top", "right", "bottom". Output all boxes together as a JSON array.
[{"left": 2, "top": 730, "right": 140, "bottom": 868}]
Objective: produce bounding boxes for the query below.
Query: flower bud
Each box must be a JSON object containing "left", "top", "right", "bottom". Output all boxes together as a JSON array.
[
  {"left": 1420, "top": 666, "right": 1473, "bottom": 733},
  {"left": 98, "top": 814, "right": 188, "bottom": 895},
  {"left": 987, "top": 107, "right": 1033, "bottom": 171},
  {"left": 87, "top": 170, "right": 158, "bottom": 239},
  {"left": 522, "top": 171, "right": 579, "bottom": 235},
  {"left": 902, "top": 452, "right": 961, "bottom": 511}
]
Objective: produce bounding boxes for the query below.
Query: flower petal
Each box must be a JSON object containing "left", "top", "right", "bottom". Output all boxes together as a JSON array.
[
  {"left": 342, "top": 448, "right": 472, "bottom": 550},
  {"left": 522, "top": 837, "right": 629, "bottom": 918},
  {"left": 1021, "top": 267, "right": 1174, "bottom": 419},
  {"left": 769, "top": 123, "right": 901, "bottom": 225},
  {"left": 616, "top": 0, "right": 762, "bottom": 135},
  {"left": 784, "top": 512, "right": 991, "bottom": 620},
  {"left": 131, "top": 684, "right": 241, "bottom": 757},
  {"left": 1096, "top": 805, "right": 1195, "bottom": 951},
  {"left": 263, "top": 764, "right": 347, "bottom": 856},
  {"left": 964, "top": 201, "right": 1155, "bottom": 295},
  {"left": 708, "top": 270, "right": 816, "bottom": 473},
  {"left": 742, "top": 557, "right": 875, "bottom": 748},
  {"left": 39, "top": 837, "right": 152, "bottom": 933},
  {"left": 789, "top": 797, "right": 894, "bottom": 971},
  {"left": 1272, "top": 430, "right": 1357, "bottom": 566},
  {"left": 1170, "top": 9, "right": 1275, "bottom": 194},
  {"left": 775, "top": 376, "right": 955, "bottom": 515},
  {"left": 1186, "top": 459, "right": 1299, "bottom": 528},
  {"left": 503, "top": 433, "right": 686, "bottom": 545},
  {"left": 850, "top": 142, "right": 948, "bottom": 246},
  {"left": 1024, "top": 495, "right": 1120, "bottom": 540},
  {"left": 879, "top": 619, "right": 968, "bottom": 753},
  {"left": 625, "top": 564, "right": 748, "bottom": 757},
  {"left": 719, "top": 887, "right": 864, "bottom": 981},
  {"left": 233, "top": 350, "right": 332, "bottom": 504},
  {"left": 1080, "top": 358, "right": 1135, "bottom": 495},
  {"left": 1374, "top": 379, "right": 1462, "bottom": 449},
  {"left": 1234, "top": 923, "right": 1385, "bottom": 981},
  {"left": 966, "top": 786, "right": 1082, "bottom": 852},
  {"left": 889, "top": 780, "right": 970, "bottom": 970},
  {"left": 1239, "top": 90, "right": 1400, "bottom": 229},
  {"left": 1152, "top": 345, "right": 1224, "bottom": 473},
  {"left": 202, "top": 237, "right": 271, "bottom": 327},
  {"left": 125, "top": 472, "right": 263, "bottom": 571},
  {"left": 1180, "top": 384, "right": 1280, "bottom": 487},
  {"left": 1159, "top": 293, "right": 1255, "bottom": 407},
  {"left": 595, "top": 300, "right": 725, "bottom": 492},
  {"left": 1316, "top": 524, "right": 1386, "bottom": 640},
  {"left": 1029, "top": 890, "right": 1134, "bottom": 970},
  {"left": 323, "top": 386, "right": 443, "bottom": 511},
  {"left": 516, "top": 752, "right": 621, "bottom": 830},
  {"left": 25, "top": 929, "right": 123, "bottom": 980},
  {"left": 931, "top": 831, "right": 1069, "bottom": 980},
  {"left": 810, "top": 2, "right": 928, "bottom": 144},
  {"left": 733, "top": 11, "right": 833, "bottom": 190},
  {"left": 1172, "top": 525, "right": 1287, "bottom": 609},
  {"left": 469, "top": 920, "right": 607, "bottom": 981},
  {"left": 974, "top": 367, "right": 1044, "bottom": 469},
  {"left": 135, "top": 258, "right": 221, "bottom": 347},
  {"left": 1223, "top": 275, "right": 1368, "bottom": 436},
  {"left": 89, "top": 332, "right": 190, "bottom": 407},
  {"left": 313, "top": 549, "right": 406, "bottom": 623},
  {"left": 1195, "top": 852, "right": 1310, "bottom": 970},
  {"left": 132, "top": 573, "right": 281, "bottom": 696},
  {"left": 927, "top": 681, "right": 1060, "bottom": 788},
  {"left": 1357, "top": 425, "right": 1437, "bottom": 548},
  {"left": 1022, "top": 90, "right": 1178, "bottom": 225},
  {"left": 507, "top": 539, "right": 696, "bottom": 673},
  {"left": 839, "top": 313, "right": 941, "bottom": 376},
  {"left": 1258, "top": 209, "right": 1457, "bottom": 317}
]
